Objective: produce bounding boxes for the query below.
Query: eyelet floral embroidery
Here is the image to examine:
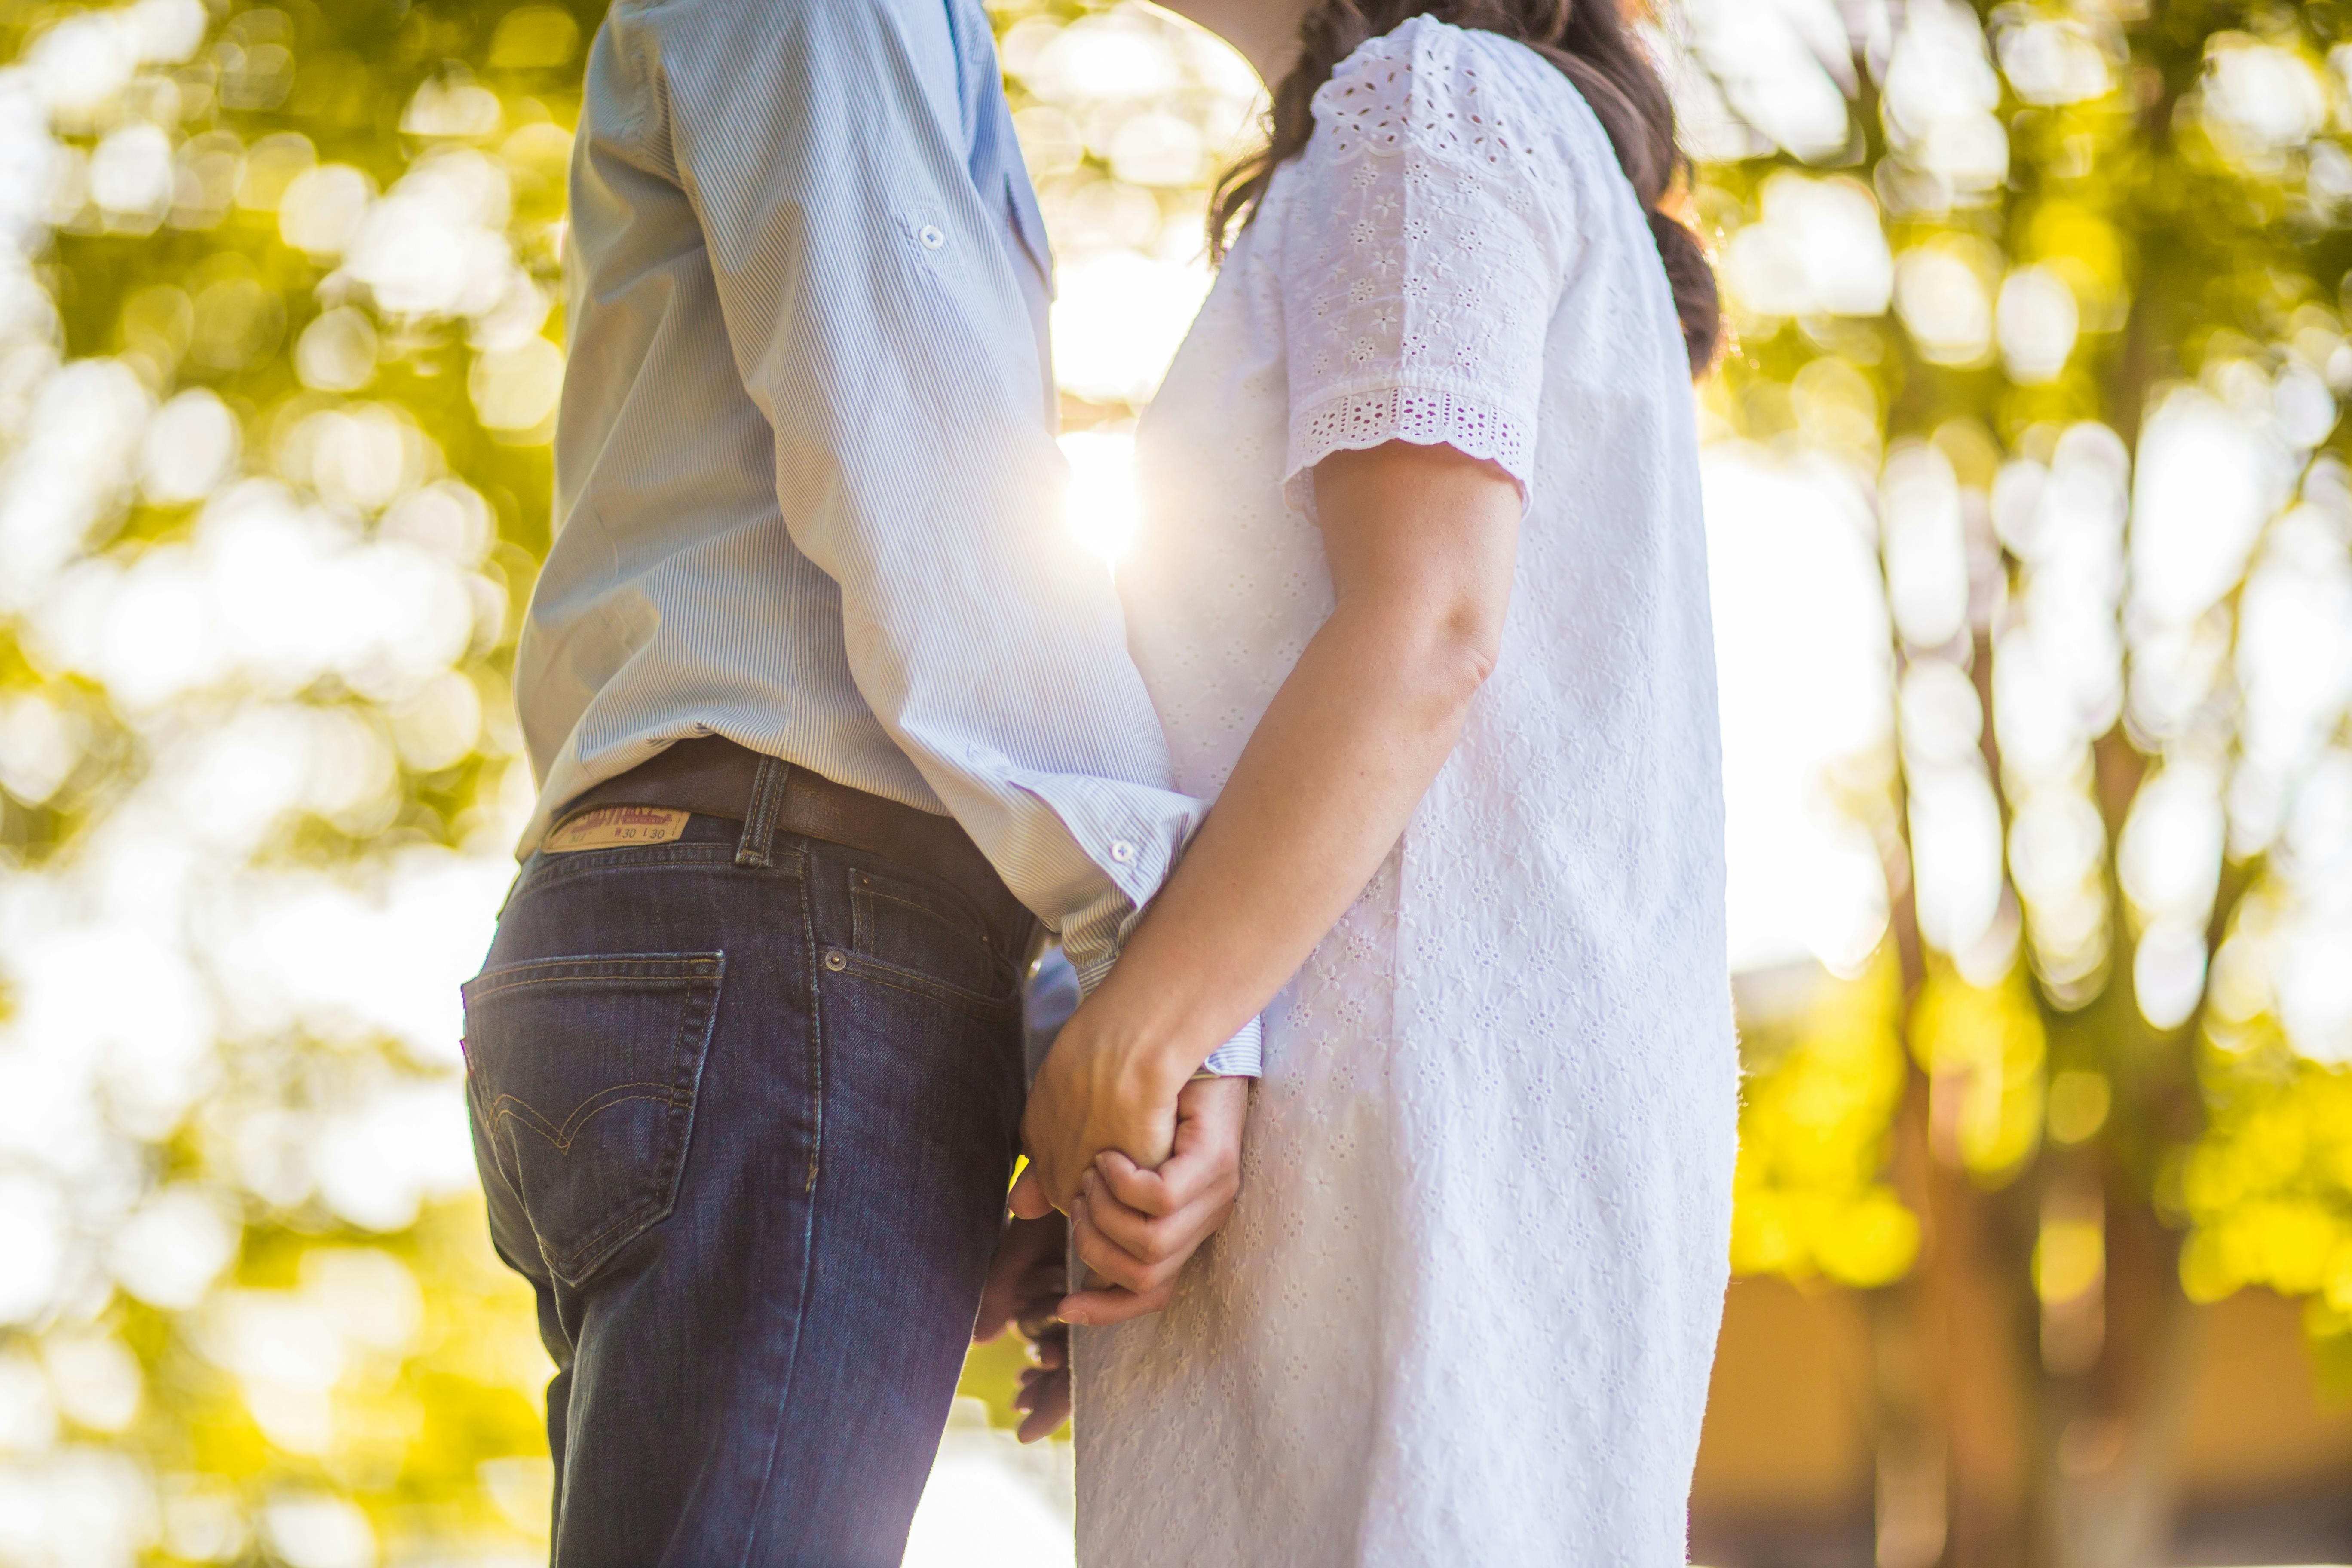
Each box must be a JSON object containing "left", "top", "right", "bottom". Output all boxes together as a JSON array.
[
  {"left": 1276, "top": 16, "right": 1577, "bottom": 514},
  {"left": 1083, "top": 21, "right": 1732, "bottom": 1560}
]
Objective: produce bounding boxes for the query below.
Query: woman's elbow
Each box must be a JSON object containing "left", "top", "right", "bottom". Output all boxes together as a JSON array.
[
  {"left": 1411, "top": 600, "right": 1504, "bottom": 712},
  {"left": 1450, "top": 601, "right": 1504, "bottom": 684},
  {"left": 1333, "top": 582, "right": 1508, "bottom": 714}
]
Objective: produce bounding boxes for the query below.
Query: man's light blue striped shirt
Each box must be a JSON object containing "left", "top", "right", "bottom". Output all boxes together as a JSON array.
[{"left": 519, "top": 0, "right": 1258, "bottom": 1074}]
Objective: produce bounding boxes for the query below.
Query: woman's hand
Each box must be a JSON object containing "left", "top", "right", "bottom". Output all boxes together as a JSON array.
[
  {"left": 1059, "top": 1074, "right": 1247, "bottom": 1323},
  {"left": 1007, "top": 1074, "right": 1250, "bottom": 1331},
  {"left": 1010, "top": 992, "right": 1193, "bottom": 1212}
]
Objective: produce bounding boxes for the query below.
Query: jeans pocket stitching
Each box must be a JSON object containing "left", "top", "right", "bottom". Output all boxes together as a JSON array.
[
  {"left": 848, "top": 869, "right": 992, "bottom": 946},
  {"left": 464, "top": 955, "right": 724, "bottom": 1006},
  {"left": 851, "top": 891, "right": 874, "bottom": 956},
  {"left": 551, "top": 969, "right": 718, "bottom": 1280},
  {"left": 466, "top": 952, "right": 727, "bottom": 1286},
  {"left": 835, "top": 950, "right": 1019, "bottom": 1021},
  {"left": 659, "top": 960, "right": 723, "bottom": 1200},
  {"left": 851, "top": 886, "right": 993, "bottom": 957},
  {"left": 542, "top": 1195, "right": 671, "bottom": 1275},
  {"left": 467, "top": 969, "right": 714, "bottom": 1006},
  {"left": 487, "top": 1083, "right": 691, "bottom": 1152}
]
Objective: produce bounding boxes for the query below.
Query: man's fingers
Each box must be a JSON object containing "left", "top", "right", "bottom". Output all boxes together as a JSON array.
[
  {"left": 1007, "top": 1163, "right": 1055, "bottom": 1220},
  {"left": 1015, "top": 1367, "right": 1071, "bottom": 1443},
  {"left": 1015, "top": 1302, "right": 1066, "bottom": 1343},
  {"left": 974, "top": 1213, "right": 1067, "bottom": 1342},
  {"left": 978, "top": 1186, "right": 1079, "bottom": 1441},
  {"left": 1056, "top": 1279, "right": 1175, "bottom": 1325},
  {"left": 1013, "top": 1351, "right": 1071, "bottom": 1441}
]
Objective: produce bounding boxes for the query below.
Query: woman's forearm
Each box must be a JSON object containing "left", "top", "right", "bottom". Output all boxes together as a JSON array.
[
  {"left": 1087, "top": 604, "right": 1482, "bottom": 1071},
  {"left": 1012, "top": 445, "right": 1522, "bottom": 1206},
  {"left": 1085, "top": 446, "right": 1524, "bottom": 1083}
]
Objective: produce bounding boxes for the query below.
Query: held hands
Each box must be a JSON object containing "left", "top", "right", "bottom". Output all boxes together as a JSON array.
[
  {"left": 984, "top": 1075, "right": 1248, "bottom": 1440},
  {"left": 991, "top": 977, "right": 1249, "bottom": 1439},
  {"left": 1011, "top": 991, "right": 1196, "bottom": 1212},
  {"left": 1062, "top": 1074, "right": 1246, "bottom": 1321}
]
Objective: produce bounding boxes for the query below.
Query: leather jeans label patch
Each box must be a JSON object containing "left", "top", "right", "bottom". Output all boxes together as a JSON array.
[{"left": 545, "top": 806, "right": 691, "bottom": 853}]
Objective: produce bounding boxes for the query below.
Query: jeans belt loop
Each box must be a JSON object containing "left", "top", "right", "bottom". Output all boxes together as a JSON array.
[{"left": 735, "top": 755, "right": 791, "bottom": 868}]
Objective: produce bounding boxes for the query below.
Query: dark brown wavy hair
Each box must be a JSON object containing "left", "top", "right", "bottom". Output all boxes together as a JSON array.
[{"left": 1209, "top": 0, "right": 1721, "bottom": 375}]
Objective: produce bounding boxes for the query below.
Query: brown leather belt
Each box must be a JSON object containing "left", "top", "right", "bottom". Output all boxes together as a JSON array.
[{"left": 553, "top": 736, "right": 1036, "bottom": 954}]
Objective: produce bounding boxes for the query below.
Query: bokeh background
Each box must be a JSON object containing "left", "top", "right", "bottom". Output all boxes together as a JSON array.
[{"left": 0, "top": 0, "right": 2348, "bottom": 1565}]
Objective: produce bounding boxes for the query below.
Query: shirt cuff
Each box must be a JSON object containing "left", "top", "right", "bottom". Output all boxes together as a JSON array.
[
  {"left": 1060, "top": 884, "right": 1260, "bottom": 1078},
  {"left": 1195, "top": 1017, "right": 1262, "bottom": 1078}
]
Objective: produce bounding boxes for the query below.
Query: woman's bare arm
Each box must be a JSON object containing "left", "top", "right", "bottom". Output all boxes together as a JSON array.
[{"left": 1014, "top": 440, "right": 1523, "bottom": 1210}]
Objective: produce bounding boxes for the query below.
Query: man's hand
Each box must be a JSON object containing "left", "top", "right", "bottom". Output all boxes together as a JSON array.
[
  {"left": 974, "top": 1211, "right": 1065, "bottom": 1347},
  {"left": 1017, "top": 1075, "right": 1248, "bottom": 1327},
  {"left": 974, "top": 1211, "right": 1072, "bottom": 1443},
  {"left": 1009, "top": 994, "right": 1193, "bottom": 1213}
]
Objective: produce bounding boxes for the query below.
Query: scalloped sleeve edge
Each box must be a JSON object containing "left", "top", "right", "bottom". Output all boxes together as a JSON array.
[{"left": 1281, "top": 384, "right": 1536, "bottom": 519}]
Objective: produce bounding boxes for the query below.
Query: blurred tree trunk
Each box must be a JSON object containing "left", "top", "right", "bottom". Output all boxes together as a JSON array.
[
  {"left": 1873, "top": 903, "right": 2198, "bottom": 1568},
  {"left": 1706, "top": 0, "right": 2350, "bottom": 1557},
  {"left": 1874, "top": 862, "right": 2034, "bottom": 1568},
  {"left": 2063, "top": 1186, "right": 2192, "bottom": 1568},
  {"left": 1869, "top": 545, "right": 2203, "bottom": 1568},
  {"left": 1870, "top": 665, "right": 2257, "bottom": 1568},
  {"left": 1873, "top": 1041, "right": 2199, "bottom": 1568}
]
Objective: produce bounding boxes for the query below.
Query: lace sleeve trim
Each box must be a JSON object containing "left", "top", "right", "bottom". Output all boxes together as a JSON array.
[
  {"left": 1282, "top": 385, "right": 1534, "bottom": 517},
  {"left": 1310, "top": 18, "right": 1538, "bottom": 176}
]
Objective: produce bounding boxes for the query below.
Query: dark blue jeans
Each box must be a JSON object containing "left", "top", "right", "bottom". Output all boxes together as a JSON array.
[{"left": 462, "top": 809, "right": 1031, "bottom": 1565}]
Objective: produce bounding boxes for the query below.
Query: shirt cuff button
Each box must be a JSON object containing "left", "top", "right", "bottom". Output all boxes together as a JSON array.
[
  {"left": 1108, "top": 839, "right": 1137, "bottom": 864},
  {"left": 919, "top": 224, "right": 946, "bottom": 249}
]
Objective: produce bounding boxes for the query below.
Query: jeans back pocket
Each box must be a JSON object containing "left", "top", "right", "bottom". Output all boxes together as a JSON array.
[
  {"left": 846, "top": 866, "right": 1017, "bottom": 1014},
  {"left": 462, "top": 952, "right": 724, "bottom": 1287}
]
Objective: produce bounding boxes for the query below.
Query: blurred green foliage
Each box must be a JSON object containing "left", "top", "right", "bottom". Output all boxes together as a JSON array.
[
  {"left": 1698, "top": 0, "right": 2352, "bottom": 1312},
  {"left": 1693, "top": 0, "right": 2352, "bottom": 1556},
  {"left": 0, "top": 0, "right": 606, "bottom": 1560},
  {"left": 1731, "top": 957, "right": 1921, "bottom": 1288}
]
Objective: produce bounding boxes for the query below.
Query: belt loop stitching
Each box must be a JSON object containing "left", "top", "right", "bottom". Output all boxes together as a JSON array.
[{"left": 736, "top": 755, "right": 790, "bottom": 868}]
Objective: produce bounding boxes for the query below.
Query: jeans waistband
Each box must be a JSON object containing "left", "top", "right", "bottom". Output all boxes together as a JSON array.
[{"left": 552, "top": 737, "right": 1038, "bottom": 957}]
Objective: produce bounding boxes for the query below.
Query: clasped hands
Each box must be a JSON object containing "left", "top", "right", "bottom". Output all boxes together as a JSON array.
[{"left": 975, "top": 997, "right": 1247, "bottom": 1440}]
